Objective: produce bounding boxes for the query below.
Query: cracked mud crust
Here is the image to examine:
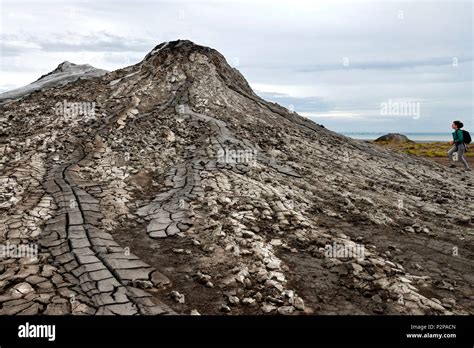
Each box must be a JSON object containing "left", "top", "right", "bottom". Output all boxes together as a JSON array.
[{"left": 0, "top": 40, "right": 473, "bottom": 315}]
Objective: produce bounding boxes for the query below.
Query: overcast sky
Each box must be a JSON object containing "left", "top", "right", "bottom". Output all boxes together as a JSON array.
[{"left": 0, "top": 0, "right": 472, "bottom": 132}]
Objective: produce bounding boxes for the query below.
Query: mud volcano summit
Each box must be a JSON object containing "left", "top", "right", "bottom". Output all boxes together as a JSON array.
[{"left": 0, "top": 40, "right": 472, "bottom": 315}]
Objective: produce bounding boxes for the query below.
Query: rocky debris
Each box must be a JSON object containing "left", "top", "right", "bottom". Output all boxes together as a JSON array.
[
  {"left": 277, "top": 305, "right": 295, "bottom": 315},
  {"left": 0, "top": 40, "right": 473, "bottom": 316},
  {"left": 169, "top": 291, "right": 185, "bottom": 304}
]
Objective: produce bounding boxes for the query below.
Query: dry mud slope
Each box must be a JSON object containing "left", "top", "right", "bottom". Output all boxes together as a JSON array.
[{"left": 0, "top": 40, "right": 473, "bottom": 315}]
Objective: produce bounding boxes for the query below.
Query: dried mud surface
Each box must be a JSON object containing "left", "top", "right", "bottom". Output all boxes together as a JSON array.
[{"left": 1, "top": 40, "right": 472, "bottom": 315}]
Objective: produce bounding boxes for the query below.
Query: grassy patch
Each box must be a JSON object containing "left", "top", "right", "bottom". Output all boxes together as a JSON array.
[{"left": 373, "top": 141, "right": 474, "bottom": 158}]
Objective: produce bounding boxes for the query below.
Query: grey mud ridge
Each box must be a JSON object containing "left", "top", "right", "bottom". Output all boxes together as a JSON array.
[{"left": 40, "top": 145, "right": 173, "bottom": 314}]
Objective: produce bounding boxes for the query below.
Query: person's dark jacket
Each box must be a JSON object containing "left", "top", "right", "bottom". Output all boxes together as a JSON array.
[{"left": 453, "top": 129, "right": 464, "bottom": 145}]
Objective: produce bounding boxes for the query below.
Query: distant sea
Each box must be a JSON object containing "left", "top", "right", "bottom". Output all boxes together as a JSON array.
[{"left": 341, "top": 132, "right": 450, "bottom": 142}]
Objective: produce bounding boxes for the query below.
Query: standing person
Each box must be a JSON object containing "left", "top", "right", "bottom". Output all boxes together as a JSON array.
[{"left": 448, "top": 120, "right": 470, "bottom": 171}]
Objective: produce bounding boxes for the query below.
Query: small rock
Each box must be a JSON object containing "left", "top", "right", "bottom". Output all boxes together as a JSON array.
[
  {"left": 372, "top": 294, "right": 383, "bottom": 303},
  {"left": 282, "top": 290, "right": 294, "bottom": 301},
  {"left": 266, "top": 296, "right": 285, "bottom": 305},
  {"left": 270, "top": 239, "right": 282, "bottom": 246},
  {"left": 277, "top": 305, "right": 295, "bottom": 315},
  {"left": 293, "top": 297, "right": 305, "bottom": 311},
  {"left": 428, "top": 299, "right": 446, "bottom": 312},
  {"left": 351, "top": 263, "right": 363, "bottom": 274},
  {"left": 414, "top": 263, "right": 423, "bottom": 271},
  {"left": 44, "top": 302, "right": 70, "bottom": 315},
  {"left": 196, "top": 271, "right": 211, "bottom": 284},
  {"left": 242, "top": 297, "right": 256, "bottom": 306},
  {"left": 441, "top": 297, "right": 456, "bottom": 308},
  {"left": 373, "top": 306, "right": 384, "bottom": 314},
  {"left": 266, "top": 260, "right": 280, "bottom": 270},
  {"left": 170, "top": 290, "right": 185, "bottom": 304},
  {"left": 261, "top": 303, "right": 277, "bottom": 313},
  {"left": 241, "top": 230, "right": 256, "bottom": 239},
  {"left": 11, "top": 283, "right": 34, "bottom": 298},
  {"left": 19, "top": 257, "right": 38, "bottom": 265},
  {"left": 235, "top": 274, "right": 245, "bottom": 284},
  {"left": 25, "top": 275, "right": 47, "bottom": 285},
  {"left": 151, "top": 271, "right": 171, "bottom": 288},
  {"left": 134, "top": 280, "right": 153, "bottom": 289},
  {"left": 228, "top": 295, "right": 240, "bottom": 305},
  {"left": 220, "top": 304, "right": 231, "bottom": 313},
  {"left": 41, "top": 265, "right": 57, "bottom": 278}
]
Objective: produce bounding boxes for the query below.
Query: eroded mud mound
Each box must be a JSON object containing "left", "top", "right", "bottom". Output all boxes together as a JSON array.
[{"left": 1, "top": 40, "right": 473, "bottom": 315}]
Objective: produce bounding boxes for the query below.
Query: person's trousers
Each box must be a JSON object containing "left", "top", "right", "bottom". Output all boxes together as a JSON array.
[{"left": 448, "top": 143, "right": 470, "bottom": 169}]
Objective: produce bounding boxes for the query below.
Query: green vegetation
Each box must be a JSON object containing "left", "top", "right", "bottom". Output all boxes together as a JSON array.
[{"left": 373, "top": 141, "right": 474, "bottom": 158}]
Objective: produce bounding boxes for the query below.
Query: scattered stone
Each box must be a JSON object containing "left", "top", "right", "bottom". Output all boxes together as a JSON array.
[
  {"left": 277, "top": 306, "right": 295, "bottom": 315},
  {"left": 270, "top": 239, "right": 282, "bottom": 246},
  {"left": 262, "top": 303, "right": 277, "bottom": 313},
  {"left": 220, "top": 304, "right": 231, "bottom": 313},
  {"left": 293, "top": 297, "right": 305, "bottom": 311},
  {"left": 11, "top": 283, "right": 34, "bottom": 298},
  {"left": 242, "top": 297, "right": 256, "bottom": 306},
  {"left": 441, "top": 298, "right": 456, "bottom": 309},
  {"left": 228, "top": 295, "right": 240, "bottom": 305},
  {"left": 170, "top": 291, "right": 185, "bottom": 304}
]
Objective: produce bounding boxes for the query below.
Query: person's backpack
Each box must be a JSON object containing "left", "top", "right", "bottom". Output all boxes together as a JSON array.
[{"left": 462, "top": 129, "right": 472, "bottom": 144}]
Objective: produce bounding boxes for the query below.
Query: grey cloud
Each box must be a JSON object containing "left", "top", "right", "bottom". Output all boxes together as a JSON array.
[
  {"left": 296, "top": 57, "right": 474, "bottom": 73},
  {"left": 1, "top": 32, "right": 154, "bottom": 55},
  {"left": 0, "top": 44, "right": 30, "bottom": 57},
  {"left": 256, "top": 91, "right": 333, "bottom": 113},
  {"left": 243, "top": 57, "right": 473, "bottom": 73}
]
